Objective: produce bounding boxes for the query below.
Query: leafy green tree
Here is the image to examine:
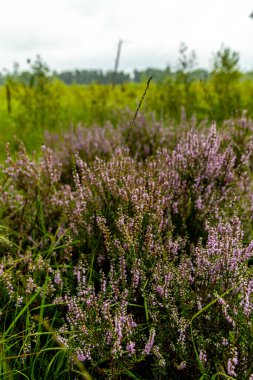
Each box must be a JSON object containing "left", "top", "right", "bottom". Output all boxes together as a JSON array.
[
  {"left": 175, "top": 42, "right": 198, "bottom": 118},
  {"left": 8, "top": 55, "right": 61, "bottom": 135},
  {"left": 210, "top": 46, "right": 241, "bottom": 121}
]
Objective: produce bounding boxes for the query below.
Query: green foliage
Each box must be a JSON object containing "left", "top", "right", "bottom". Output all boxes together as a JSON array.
[
  {"left": 210, "top": 46, "right": 241, "bottom": 121},
  {"left": 175, "top": 43, "right": 198, "bottom": 118},
  {"left": 1, "top": 56, "right": 62, "bottom": 153}
]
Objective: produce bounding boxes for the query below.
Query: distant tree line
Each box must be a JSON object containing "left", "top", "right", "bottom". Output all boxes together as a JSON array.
[
  {"left": 51, "top": 66, "right": 210, "bottom": 84},
  {"left": 0, "top": 63, "right": 210, "bottom": 85},
  {"left": 52, "top": 69, "right": 131, "bottom": 84},
  {"left": 1, "top": 43, "right": 253, "bottom": 86}
]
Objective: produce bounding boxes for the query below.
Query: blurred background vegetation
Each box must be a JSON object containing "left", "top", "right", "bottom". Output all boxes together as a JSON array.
[{"left": 1, "top": 44, "right": 253, "bottom": 159}]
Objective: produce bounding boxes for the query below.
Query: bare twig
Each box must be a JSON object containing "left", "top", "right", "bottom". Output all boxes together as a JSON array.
[{"left": 125, "top": 76, "right": 152, "bottom": 143}]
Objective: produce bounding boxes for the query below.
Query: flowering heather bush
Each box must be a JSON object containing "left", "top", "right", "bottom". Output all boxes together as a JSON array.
[
  {"left": 121, "top": 113, "right": 177, "bottom": 160},
  {"left": 147, "top": 124, "right": 237, "bottom": 241},
  {"left": 53, "top": 124, "right": 252, "bottom": 377},
  {"left": 53, "top": 217, "right": 253, "bottom": 378},
  {"left": 45, "top": 113, "right": 180, "bottom": 183},
  {"left": 222, "top": 112, "right": 253, "bottom": 162},
  {"left": 0, "top": 143, "right": 75, "bottom": 303},
  {"left": 221, "top": 114, "right": 253, "bottom": 240},
  {"left": 67, "top": 123, "right": 237, "bottom": 247},
  {"left": 45, "top": 123, "right": 122, "bottom": 183},
  {"left": 1, "top": 120, "right": 253, "bottom": 378},
  {"left": 0, "top": 143, "right": 72, "bottom": 246}
]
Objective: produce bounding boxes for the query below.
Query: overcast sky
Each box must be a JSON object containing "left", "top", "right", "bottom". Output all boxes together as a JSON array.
[{"left": 0, "top": 0, "right": 253, "bottom": 73}]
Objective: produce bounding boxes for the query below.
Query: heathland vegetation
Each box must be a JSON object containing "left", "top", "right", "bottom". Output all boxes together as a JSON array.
[{"left": 0, "top": 46, "right": 253, "bottom": 379}]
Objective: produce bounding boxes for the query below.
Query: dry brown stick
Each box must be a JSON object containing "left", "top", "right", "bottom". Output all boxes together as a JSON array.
[{"left": 125, "top": 76, "right": 152, "bottom": 144}]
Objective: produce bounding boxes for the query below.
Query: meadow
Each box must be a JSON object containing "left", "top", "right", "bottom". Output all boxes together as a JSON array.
[{"left": 1, "top": 52, "right": 253, "bottom": 379}]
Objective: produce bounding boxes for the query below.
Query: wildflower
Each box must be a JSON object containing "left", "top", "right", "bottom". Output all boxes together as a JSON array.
[
  {"left": 126, "top": 341, "right": 136, "bottom": 356},
  {"left": 144, "top": 328, "right": 156, "bottom": 355}
]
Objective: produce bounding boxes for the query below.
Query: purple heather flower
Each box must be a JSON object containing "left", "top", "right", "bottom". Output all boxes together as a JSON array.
[
  {"left": 126, "top": 341, "right": 136, "bottom": 356},
  {"left": 144, "top": 328, "right": 155, "bottom": 355}
]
